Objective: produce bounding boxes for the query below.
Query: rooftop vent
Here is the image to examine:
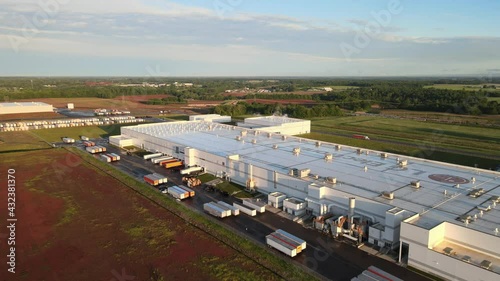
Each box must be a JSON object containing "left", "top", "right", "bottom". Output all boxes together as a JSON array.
[
  {"left": 468, "top": 188, "right": 485, "bottom": 198},
  {"left": 272, "top": 144, "right": 278, "bottom": 149},
  {"left": 282, "top": 135, "right": 287, "bottom": 140},
  {"left": 356, "top": 149, "right": 363, "bottom": 154},
  {"left": 251, "top": 139, "right": 257, "bottom": 144},
  {"left": 471, "top": 177, "right": 476, "bottom": 183},
  {"left": 235, "top": 136, "right": 242, "bottom": 141},
  {"left": 324, "top": 153, "right": 333, "bottom": 160},
  {"left": 292, "top": 147, "right": 301, "bottom": 155},
  {"left": 382, "top": 191, "right": 394, "bottom": 200},
  {"left": 457, "top": 215, "right": 471, "bottom": 223},
  {"left": 312, "top": 174, "right": 319, "bottom": 180},
  {"left": 365, "top": 150, "right": 369, "bottom": 155},
  {"left": 316, "top": 141, "right": 321, "bottom": 147},
  {"left": 267, "top": 132, "right": 272, "bottom": 138},
  {"left": 398, "top": 159, "right": 408, "bottom": 167},
  {"left": 335, "top": 145, "right": 342, "bottom": 151},
  {"left": 241, "top": 131, "right": 247, "bottom": 137},
  {"left": 254, "top": 131, "right": 258, "bottom": 136},
  {"left": 326, "top": 177, "right": 337, "bottom": 184},
  {"left": 411, "top": 180, "right": 421, "bottom": 189},
  {"left": 381, "top": 153, "right": 388, "bottom": 158}
]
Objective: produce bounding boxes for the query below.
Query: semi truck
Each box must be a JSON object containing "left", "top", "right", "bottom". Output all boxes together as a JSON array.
[
  {"left": 217, "top": 201, "right": 240, "bottom": 216},
  {"left": 176, "top": 185, "right": 195, "bottom": 197},
  {"left": 180, "top": 166, "right": 204, "bottom": 175},
  {"left": 353, "top": 134, "right": 370, "bottom": 140},
  {"left": 168, "top": 186, "right": 187, "bottom": 200},
  {"left": 151, "top": 156, "right": 174, "bottom": 164},
  {"left": 266, "top": 230, "right": 306, "bottom": 257},
  {"left": 143, "top": 152, "right": 163, "bottom": 160},
  {"left": 233, "top": 203, "right": 257, "bottom": 216},
  {"left": 266, "top": 233, "right": 299, "bottom": 257},
  {"left": 165, "top": 161, "right": 184, "bottom": 169},
  {"left": 203, "top": 202, "right": 228, "bottom": 218}
]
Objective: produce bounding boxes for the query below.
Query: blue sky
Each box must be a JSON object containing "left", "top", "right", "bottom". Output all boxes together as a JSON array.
[{"left": 1, "top": 0, "right": 499, "bottom": 76}]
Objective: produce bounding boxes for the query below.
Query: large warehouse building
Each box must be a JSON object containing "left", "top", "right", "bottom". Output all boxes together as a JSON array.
[
  {"left": 0, "top": 102, "right": 54, "bottom": 115},
  {"left": 112, "top": 119, "right": 500, "bottom": 281}
]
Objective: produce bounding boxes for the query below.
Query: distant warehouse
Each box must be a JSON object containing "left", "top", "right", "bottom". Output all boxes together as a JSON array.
[{"left": 0, "top": 102, "right": 54, "bottom": 115}]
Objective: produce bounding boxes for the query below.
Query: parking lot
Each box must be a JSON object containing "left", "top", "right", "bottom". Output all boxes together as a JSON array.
[{"left": 78, "top": 140, "right": 426, "bottom": 281}]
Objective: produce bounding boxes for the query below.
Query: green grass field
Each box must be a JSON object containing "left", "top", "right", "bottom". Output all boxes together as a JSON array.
[
  {"left": 424, "top": 84, "right": 500, "bottom": 92},
  {"left": 302, "top": 116, "right": 500, "bottom": 169}
]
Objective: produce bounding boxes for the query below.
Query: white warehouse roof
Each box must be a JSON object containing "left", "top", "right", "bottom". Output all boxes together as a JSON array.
[{"left": 121, "top": 121, "right": 500, "bottom": 236}]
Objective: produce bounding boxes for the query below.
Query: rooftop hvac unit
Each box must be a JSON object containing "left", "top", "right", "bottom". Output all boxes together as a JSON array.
[
  {"left": 251, "top": 139, "right": 257, "bottom": 144},
  {"left": 288, "top": 168, "right": 298, "bottom": 176},
  {"left": 324, "top": 153, "right": 333, "bottom": 161},
  {"left": 326, "top": 177, "right": 337, "bottom": 184},
  {"left": 356, "top": 149, "right": 363, "bottom": 154},
  {"left": 292, "top": 147, "right": 300, "bottom": 155},
  {"left": 316, "top": 141, "right": 321, "bottom": 147},
  {"left": 382, "top": 191, "right": 394, "bottom": 200},
  {"left": 241, "top": 131, "right": 247, "bottom": 137},
  {"left": 335, "top": 145, "right": 342, "bottom": 151},
  {"left": 299, "top": 168, "right": 311, "bottom": 178},
  {"left": 272, "top": 144, "right": 278, "bottom": 149},
  {"left": 398, "top": 159, "right": 408, "bottom": 167},
  {"left": 411, "top": 180, "right": 421, "bottom": 188},
  {"left": 490, "top": 196, "right": 500, "bottom": 203},
  {"left": 380, "top": 153, "right": 388, "bottom": 158},
  {"left": 235, "top": 136, "right": 242, "bottom": 141},
  {"left": 282, "top": 135, "right": 287, "bottom": 140}
]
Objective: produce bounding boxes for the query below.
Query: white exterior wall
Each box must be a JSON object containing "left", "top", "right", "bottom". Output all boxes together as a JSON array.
[
  {"left": 0, "top": 102, "right": 53, "bottom": 115},
  {"left": 401, "top": 221, "right": 499, "bottom": 281}
]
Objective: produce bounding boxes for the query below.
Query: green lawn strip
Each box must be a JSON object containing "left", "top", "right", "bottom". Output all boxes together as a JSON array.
[
  {"left": 198, "top": 173, "right": 217, "bottom": 183},
  {"left": 69, "top": 147, "right": 318, "bottom": 281},
  {"left": 299, "top": 133, "right": 498, "bottom": 169}
]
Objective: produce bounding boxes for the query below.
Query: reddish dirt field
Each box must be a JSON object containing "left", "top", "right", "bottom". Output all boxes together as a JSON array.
[
  {"left": 0, "top": 112, "right": 64, "bottom": 121},
  {"left": 0, "top": 147, "right": 277, "bottom": 281},
  {"left": 113, "top": 94, "right": 172, "bottom": 103}
]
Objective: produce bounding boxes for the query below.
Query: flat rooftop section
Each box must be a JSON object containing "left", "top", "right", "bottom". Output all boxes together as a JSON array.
[
  {"left": 0, "top": 102, "right": 52, "bottom": 107},
  {"left": 434, "top": 240, "right": 500, "bottom": 274},
  {"left": 244, "top": 115, "right": 306, "bottom": 125},
  {"left": 122, "top": 121, "right": 500, "bottom": 235}
]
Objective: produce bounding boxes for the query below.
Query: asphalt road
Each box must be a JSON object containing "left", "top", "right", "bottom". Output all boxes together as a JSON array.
[{"left": 92, "top": 143, "right": 427, "bottom": 281}]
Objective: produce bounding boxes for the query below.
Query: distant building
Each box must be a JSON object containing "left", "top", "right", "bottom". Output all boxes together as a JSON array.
[
  {"left": 189, "top": 114, "right": 231, "bottom": 123},
  {"left": 237, "top": 116, "right": 310, "bottom": 135},
  {"left": 0, "top": 102, "right": 54, "bottom": 115}
]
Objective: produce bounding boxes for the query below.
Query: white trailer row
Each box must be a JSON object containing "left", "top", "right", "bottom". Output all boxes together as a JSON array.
[
  {"left": 167, "top": 186, "right": 188, "bottom": 200},
  {"left": 143, "top": 152, "right": 163, "bottom": 160},
  {"left": 151, "top": 155, "right": 173, "bottom": 164},
  {"left": 62, "top": 137, "right": 75, "bottom": 143},
  {"left": 233, "top": 203, "right": 257, "bottom": 216},
  {"left": 266, "top": 229, "right": 306, "bottom": 257},
  {"left": 86, "top": 145, "right": 107, "bottom": 154},
  {"left": 204, "top": 202, "right": 229, "bottom": 218},
  {"left": 100, "top": 153, "right": 121, "bottom": 163},
  {"left": 144, "top": 173, "right": 168, "bottom": 186},
  {"left": 176, "top": 185, "right": 195, "bottom": 197},
  {"left": 180, "top": 166, "right": 204, "bottom": 175},
  {"left": 242, "top": 199, "right": 266, "bottom": 213},
  {"left": 217, "top": 201, "right": 240, "bottom": 216}
]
